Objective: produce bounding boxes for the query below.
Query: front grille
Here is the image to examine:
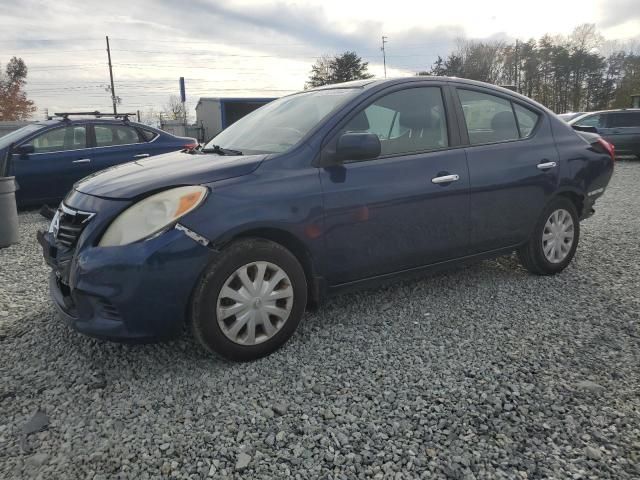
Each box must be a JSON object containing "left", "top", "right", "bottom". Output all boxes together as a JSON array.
[{"left": 53, "top": 204, "right": 94, "bottom": 248}]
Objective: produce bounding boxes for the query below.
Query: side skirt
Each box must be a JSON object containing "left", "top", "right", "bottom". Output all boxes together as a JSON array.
[{"left": 324, "top": 245, "right": 522, "bottom": 298}]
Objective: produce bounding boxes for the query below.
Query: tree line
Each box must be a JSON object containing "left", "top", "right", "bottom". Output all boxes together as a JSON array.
[
  {"left": 3, "top": 24, "right": 638, "bottom": 122},
  {"left": 421, "top": 24, "right": 639, "bottom": 113},
  {"left": 308, "top": 25, "right": 640, "bottom": 114}
]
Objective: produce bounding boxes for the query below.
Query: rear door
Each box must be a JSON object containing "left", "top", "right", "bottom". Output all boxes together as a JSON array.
[
  {"left": 319, "top": 83, "right": 470, "bottom": 284},
  {"left": 452, "top": 85, "right": 560, "bottom": 253},
  {"left": 600, "top": 111, "right": 640, "bottom": 156},
  {"left": 12, "top": 124, "right": 93, "bottom": 205},
  {"left": 88, "top": 123, "right": 151, "bottom": 172}
]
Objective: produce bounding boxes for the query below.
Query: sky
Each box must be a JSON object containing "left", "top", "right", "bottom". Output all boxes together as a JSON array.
[{"left": 1, "top": 0, "right": 639, "bottom": 121}]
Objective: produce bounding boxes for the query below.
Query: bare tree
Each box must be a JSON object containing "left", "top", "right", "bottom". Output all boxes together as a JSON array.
[
  {"left": 454, "top": 39, "right": 505, "bottom": 84},
  {"left": 569, "top": 24, "right": 603, "bottom": 52},
  {"left": 306, "top": 55, "right": 333, "bottom": 88},
  {"left": 162, "top": 95, "right": 188, "bottom": 122},
  {"left": 139, "top": 107, "right": 161, "bottom": 127}
]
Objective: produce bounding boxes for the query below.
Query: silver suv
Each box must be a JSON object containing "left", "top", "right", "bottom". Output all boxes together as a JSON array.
[{"left": 569, "top": 109, "right": 640, "bottom": 159}]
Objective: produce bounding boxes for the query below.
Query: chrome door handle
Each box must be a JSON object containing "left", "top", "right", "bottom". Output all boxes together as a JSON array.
[
  {"left": 72, "top": 158, "right": 91, "bottom": 164},
  {"left": 431, "top": 174, "right": 460, "bottom": 184},
  {"left": 537, "top": 161, "right": 557, "bottom": 170},
  {"left": 134, "top": 153, "right": 150, "bottom": 158}
]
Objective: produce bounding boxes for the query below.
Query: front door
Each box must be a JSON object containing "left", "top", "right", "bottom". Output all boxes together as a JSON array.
[
  {"left": 319, "top": 85, "right": 470, "bottom": 285},
  {"left": 12, "top": 124, "right": 92, "bottom": 205},
  {"left": 453, "top": 86, "right": 560, "bottom": 253}
]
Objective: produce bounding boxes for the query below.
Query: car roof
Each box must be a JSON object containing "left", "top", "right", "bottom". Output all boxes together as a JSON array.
[
  {"left": 308, "top": 76, "right": 542, "bottom": 103},
  {"left": 575, "top": 108, "right": 640, "bottom": 116},
  {"left": 569, "top": 108, "right": 640, "bottom": 124}
]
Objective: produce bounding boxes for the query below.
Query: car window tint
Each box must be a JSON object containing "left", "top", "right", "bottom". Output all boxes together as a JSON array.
[
  {"left": 608, "top": 112, "right": 640, "bottom": 128},
  {"left": 139, "top": 128, "right": 159, "bottom": 142},
  {"left": 95, "top": 125, "right": 142, "bottom": 147},
  {"left": 343, "top": 87, "right": 448, "bottom": 157},
  {"left": 31, "top": 126, "right": 87, "bottom": 153},
  {"left": 575, "top": 114, "right": 602, "bottom": 128},
  {"left": 514, "top": 104, "right": 539, "bottom": 137},
  {"left": 458, "top": 89, "right": 519, "bottom": 144}
]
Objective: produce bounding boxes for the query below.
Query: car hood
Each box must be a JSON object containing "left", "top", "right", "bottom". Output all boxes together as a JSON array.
[{"left": 74, "top": 151, "right": 266, "bottom": 200}]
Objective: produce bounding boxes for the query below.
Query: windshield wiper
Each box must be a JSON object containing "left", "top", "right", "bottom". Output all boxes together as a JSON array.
[{"left": 201, "top": 144, "right": 243, "bottom": 156}]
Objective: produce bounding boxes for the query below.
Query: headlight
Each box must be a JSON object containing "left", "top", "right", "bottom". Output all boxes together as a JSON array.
[{"left": 99, "top": 186, "right": 208, "bottom": 247}]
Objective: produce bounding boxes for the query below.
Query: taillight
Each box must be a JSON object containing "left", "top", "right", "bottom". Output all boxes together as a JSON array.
[
  {"left": 183, "top": 142, "right": 198, "bottom": 150},
  {"left": 597, "top": 138, "right": 615, "bottom": 163}
]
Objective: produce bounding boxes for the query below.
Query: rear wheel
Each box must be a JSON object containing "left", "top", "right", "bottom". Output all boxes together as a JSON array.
[
  {"left": 191, "top": 238, "right": 307, "bottom": 361},
  {"left": 517, "top": 197, "right": 580, "bottom": 275}
]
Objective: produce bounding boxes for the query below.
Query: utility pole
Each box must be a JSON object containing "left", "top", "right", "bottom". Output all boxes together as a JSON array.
[
  {"left": 514, "top": 39, "right": 519, "bottom": 94},
  {"left": 179, "top": 77, "right": 187, "bottom": 129},
  {"left": 381, "top": 36, "right": 388, "bottom": 78},
  {"left": 106, "top": 35, "right": 117, "bottom": 115}
]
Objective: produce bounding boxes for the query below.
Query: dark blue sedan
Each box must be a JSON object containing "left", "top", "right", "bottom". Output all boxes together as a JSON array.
[
  {"left": 38, "top": 78, "right": 614, "bottom": 361},
  {"left": 1, "top": 114, "right": 196, "bottom": 207}
]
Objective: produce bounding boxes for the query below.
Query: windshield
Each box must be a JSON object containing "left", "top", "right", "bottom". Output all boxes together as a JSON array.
[
  {"left": 0, "top": 124, "right": 45, "bottom": 149},
  {"left": 205, "top": 88, "right": 360, "bottom": 154}
]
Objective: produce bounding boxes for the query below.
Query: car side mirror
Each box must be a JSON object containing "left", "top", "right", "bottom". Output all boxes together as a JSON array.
[
  {"left": 13, "top": 144, "right": 35, "bottom": 157},
  {"left": 334, "top": 132, "right": 381, "bottom": 163}
]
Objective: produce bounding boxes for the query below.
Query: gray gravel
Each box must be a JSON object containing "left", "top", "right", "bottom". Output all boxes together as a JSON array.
[
  {"left": 1, "top": 163, "right": 640, "bottom": 479},
  {"left": 0, "top": 211, "right": 49, "bottom": 337}
]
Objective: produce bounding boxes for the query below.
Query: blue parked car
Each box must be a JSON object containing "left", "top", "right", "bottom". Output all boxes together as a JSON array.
[
  {"left": 0, "top": 113, "right": 197, "bottom": 207},
  {"left": 38, "top": 78, "right": 614, "bottom": 360}
]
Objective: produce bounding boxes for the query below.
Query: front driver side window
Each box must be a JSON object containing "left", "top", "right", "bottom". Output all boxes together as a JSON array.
[
  {"left": 575, "top": 114, "right": 603, "bottom": 128},
  {"left": 342, "top": 87, "right": 448, "bottom": 157},
  {"left": 30, "top": 126, "right": 87, "bottom": 154}
]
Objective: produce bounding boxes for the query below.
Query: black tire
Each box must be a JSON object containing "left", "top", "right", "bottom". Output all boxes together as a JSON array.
[
  {"left": 517, "top": 197, "right": 580, "bottom": 275},
  {"left": 190, "top": 238, "right": 307, "bottom": 361}
]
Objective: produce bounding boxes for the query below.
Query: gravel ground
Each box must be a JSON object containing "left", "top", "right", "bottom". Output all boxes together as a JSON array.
[{"left": 1, "top": 163, "right": 639, "bottom": 479}]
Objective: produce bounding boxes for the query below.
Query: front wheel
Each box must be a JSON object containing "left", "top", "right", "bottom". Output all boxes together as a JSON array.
[
  {"left": 190, "top": 238, "right": 307, "bottom": 361},
  {"left": 517, "top": 197, "right": 580, "bottom": 275}
]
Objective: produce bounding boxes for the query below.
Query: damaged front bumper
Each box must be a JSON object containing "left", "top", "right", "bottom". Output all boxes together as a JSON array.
[{"left": 38, "top": 208, "right": 217, "bottom": 342}]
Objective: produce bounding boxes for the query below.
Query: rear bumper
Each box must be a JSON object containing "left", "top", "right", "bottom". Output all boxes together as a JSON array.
[{"left": 39, "top": 228, "right": 217, "bottom": 342}]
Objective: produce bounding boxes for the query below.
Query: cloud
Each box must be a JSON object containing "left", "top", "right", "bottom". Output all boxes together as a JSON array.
[
  {"left": 5, "top": 0, "right": 635, "bottom": 116},
  {"left": 598, "top": 0, "right": 640, "bottom": 28}
]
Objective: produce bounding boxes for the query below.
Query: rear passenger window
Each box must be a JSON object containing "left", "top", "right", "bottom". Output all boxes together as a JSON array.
[
  {"left": 342, "top": 87, "right": 448, "bottom": 157},
  {"left": 514, "top": 104, "right": 539, "bottom": 137},
  {"left": 608, "top": 112, "right": 640, "bottom": 128},
  {"left": 95, "top": 125, "right": 142, "bottom": 147},
  {"left": 139, "top": 128, "right": 159, "bottom": 142},
  {"left": 458, "top": 89, "right": 519, "bottom": 144}
]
